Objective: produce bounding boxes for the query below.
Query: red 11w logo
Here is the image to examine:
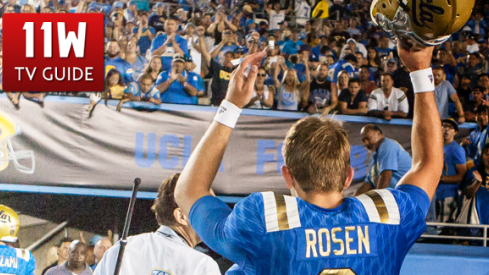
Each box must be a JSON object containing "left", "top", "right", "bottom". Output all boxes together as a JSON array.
[{"left": 3, "top": 14, "right": 104, "bottom": 92}]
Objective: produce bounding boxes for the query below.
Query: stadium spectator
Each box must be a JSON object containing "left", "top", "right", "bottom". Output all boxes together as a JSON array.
[
  {"left": 124, "top": 73, "right": 161, "bottom": 108},
  {"left": 463, "top": 106, "right": 489, "bottom": 167},
  {"left": 203, "top": 43, "right": 235, "bottom": 106},
  {"left": 330, "top": 20, "right": 350, "bottom": 40},
  {"left": 207, "top": 9, "right": 237, "bottom": 45},
  {"left": 182, "top": 23, "right": 203, "bottom": 75},
  {"left": 464, "top": 86, "right": 485, "bottom": 122},
  {"left": 150, "top": 17, "right": 188, "bottom": 71},
  {"left": 384, "top": 59, "right": 397, "bottom": 74},
  {"left": 478, "top": 73, "right": 489, "bottom": 96},
  {"left": 359, "top": 65, "right": 378, "bottom": 95},
  {"left": 466, "top": 11, "right": 487, "bottom": 36},
  {"left": 327, "top": 53, "right": 356, "bottom": 84},
  {"left": 367, "top": 47, "right": 382, "bottom": 76},
  {"left": 45, "top": 240, "right": 92, "bottom": 275},
  {"left": 336, "top": 70, "right": 350, "bottom": 93},
  {"left": 93, "top": 174, "right": 220, "bottom": 275},
  {"left": 435, "top": 47, "right": 457, "bottom": 84},
  {"left": 42, "top": 238, "right": 73, "bottom": 275},
  {"left": 156, "top": 54, "right": 198, "bottom": 105},
  {"left": 91, "top": 238, "right": 111, "bottom": 270},
  {"left": 132, "top": 12, "right": 155, "bottom": 57},
  {"left": 368, "top": 73, "right": 409, "bottom": 120},
  {"left": 463, "top": 143, "right": 489, "bottom": 226},
  {"left": 433, "top": 66, "right": 465, "bottom": 122},
  {"left": 377, "top": 36, "right": 394, "bottom": 56},
  {"left": 340, "top": 38, "right": 366, "bottom": 59},
  {"left": 458, "top": 52, "right": 488, "bottom": 88},
  {"left": 437, "top": 119, "right": 466, "bottom": 223},
  {"left": 184, "top": 54, "right": 205, "bottom": 97},
  {"left": 457, "top": 74, "right": 473, "bottom": 105},
  {"left": 465, "top": 32, "right": 480, "bottom": 54},
  {"left": 265, "top": 2, "right": 292, "bottom": 31},
  {"left": 245, "top": 67, "right": 275, "bottom": 109},
  {"left": 479, "top": 38, "right": 489, "bottom": 59},
  {"left": 306, "top": 62, "right": 336, "bottom": 114},
  {"left": 141, "top": 55, "right": 163, "bottom": 83},
  {"left": 338, "top": 78, "right": 368, "bottom": 115},
  {"left": 124, "top": 40, "right": 148, "bottom": 81},
  {"left": 104, "top": 40, "right": 134, "bottom": 84},
  {"left": 281, "top": 29, "right": 304, "bottom": 56},
  {"left": 274, "top": 59, "right": 310, "bottom": 111},
  {"left": 148, "top": 2, "right": 166, "bottom": 33},
  {"left": 356, "top": 124, "right": 412, "bottom": 194},
  {"left": 123, "top": 1, "right": 137, "bottom": 22}
]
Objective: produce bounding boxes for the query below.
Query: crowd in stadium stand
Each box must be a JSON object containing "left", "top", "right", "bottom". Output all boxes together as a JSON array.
[{"left": 0, "top": 0, "right": 489, "bottom": 244}]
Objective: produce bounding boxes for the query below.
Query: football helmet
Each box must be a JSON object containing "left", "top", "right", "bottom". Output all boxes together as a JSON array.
[
  {"left": 0, "top": 205, "right": 20, "bottom": 243},
  {"left": 0, "top": 111, "right": 35, "bottom": 174},
  {"left": 371, "top": 0, "right": 475, "bottom": 45}
]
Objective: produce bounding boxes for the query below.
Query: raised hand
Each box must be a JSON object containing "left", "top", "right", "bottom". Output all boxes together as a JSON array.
[
  {"left": 225, "top": 50, "right": 268, "bottom": 108},
  {"left": 397, "top": 37, "right": 434, "bottom": 72}
]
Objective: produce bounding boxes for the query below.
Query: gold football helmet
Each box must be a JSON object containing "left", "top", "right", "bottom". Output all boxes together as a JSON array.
[
  {"left": 371, "top": 0, "right": 475, "bottom": 45},
  {"left": 0, "top": 205, "right": 20, "bottom": 243}
]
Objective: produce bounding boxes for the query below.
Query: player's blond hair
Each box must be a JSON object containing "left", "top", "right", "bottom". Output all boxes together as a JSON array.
[{"left": 282, "top": 117, "right": 351, "bottom": 193}]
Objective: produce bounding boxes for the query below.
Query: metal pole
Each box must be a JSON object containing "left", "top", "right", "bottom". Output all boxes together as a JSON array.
[{"left": 26, "top": 220, "right": 69, "bottom": 251}]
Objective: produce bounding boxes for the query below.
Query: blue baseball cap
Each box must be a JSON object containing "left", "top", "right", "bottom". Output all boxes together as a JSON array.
[
  {"left": 113, "top": 1, "right": 123, "bottom": 8},
  {"left": 128, "top": 1, "right": 137, "bottom": 6},
  {"left": 309, "top": 54, "right": 319, "bottom": 62},
  {"left": 155, "top": 2, "right": 165, "bottom": 8}
]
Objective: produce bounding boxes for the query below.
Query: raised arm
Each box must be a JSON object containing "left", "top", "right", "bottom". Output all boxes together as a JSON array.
[
  {"left": 396, "top": 39, "right": 443, "bottom": 201},
  {"left": 175, "top": 50, "right": 268, "bottom": 216}
]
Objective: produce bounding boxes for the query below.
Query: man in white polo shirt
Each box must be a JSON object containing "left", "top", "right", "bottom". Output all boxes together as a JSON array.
[{"left": 94, "top": 174, "right": 220, "bottom": 275}]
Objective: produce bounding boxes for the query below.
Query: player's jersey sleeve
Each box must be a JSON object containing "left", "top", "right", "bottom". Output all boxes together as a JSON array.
[
  {"left": 26, "top": 251, "right": 35, "bottom": 275},
  {"left": 368, "top": 91, "right": 379, "bottom": 110},
  {"left": 189, "top": 193, "right": 266, "bottom": 266},
  {"left": 395, "top": 185, "right": 430, "bottom": 247},
  {"left": 150, "top": 87, "right": 161, "bottom": 100},
  {"left": 397, "top": 91, "right": 409, "bottom": 114},
  {"left": 124, "top": 83, "right": 140, "bottom": 97},
  {"left": 155, "top": 71, "right": 169, "bottom": 87}
]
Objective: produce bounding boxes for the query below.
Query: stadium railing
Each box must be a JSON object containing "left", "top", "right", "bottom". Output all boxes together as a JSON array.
[{"left": 423, "top": 222, "right": 489, "bottom": 247}]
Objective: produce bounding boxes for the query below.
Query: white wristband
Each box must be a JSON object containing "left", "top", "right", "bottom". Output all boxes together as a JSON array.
[
  {"left": 214, "top": 100, "right": 242, "bottom": 128},
  {"left": 410, "top": 68, "right": 435, "bottom": 93}
]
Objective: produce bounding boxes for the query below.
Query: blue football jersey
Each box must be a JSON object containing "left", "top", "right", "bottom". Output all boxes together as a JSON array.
[
  {"left": 190, "top": 185, "right": 429, "bottom": 275},
  {"left": 0, "top": 245, "right": 35, "bottom": 275}
]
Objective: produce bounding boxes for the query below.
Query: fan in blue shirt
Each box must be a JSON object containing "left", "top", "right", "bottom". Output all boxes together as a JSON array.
[
  {"left": 105, "top": 41, "right": 134, "bottom": 84},
  {"left": 155, "top": 54, "right": 199, "bottom": 105},
  {"left": 125, "top": 73, "right": 161, "bottom": 104},
  {"left": 150, "top": 18, "right": 188, "bottom": 71}
]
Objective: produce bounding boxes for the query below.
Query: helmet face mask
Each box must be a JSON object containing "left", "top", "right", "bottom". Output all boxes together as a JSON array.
[
  {"left": 373, "top": 4, "right": 450, "bottom": 46},
  {"left": 0, "top": 113, "right": 35, "bottom": 175},
  {"left": 371, "top": 0, "right": 475, "bottom": 46}
]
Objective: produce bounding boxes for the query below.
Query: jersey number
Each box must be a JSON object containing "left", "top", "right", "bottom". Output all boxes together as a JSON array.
[{"left": 317, "top": 268, "right": 357, "bottom": 275}]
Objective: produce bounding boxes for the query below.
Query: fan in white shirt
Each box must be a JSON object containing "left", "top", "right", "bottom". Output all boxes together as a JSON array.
[{"left": 368, "top": 73, "right": 409, "bottom": 120}]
